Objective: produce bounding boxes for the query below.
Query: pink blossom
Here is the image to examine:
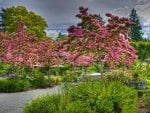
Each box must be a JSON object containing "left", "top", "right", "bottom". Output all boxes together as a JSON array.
[{"left": 6, "top": 52, "right": 12, "bottom": 60}]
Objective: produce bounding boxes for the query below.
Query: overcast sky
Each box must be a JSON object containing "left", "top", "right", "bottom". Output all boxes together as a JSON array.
[{"left": 0, "top": 0, "right": 150, "bottom": 37}]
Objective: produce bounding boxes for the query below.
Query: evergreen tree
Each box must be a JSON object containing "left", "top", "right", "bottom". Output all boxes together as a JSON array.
[
  {"left": 0, "top": 8, "right": 5, "bottom": 32},
  {"left": 129, "top": 8, "right": 143, "bottom": 41},
  {"left": 97, "top": 14, "right": 105, "bottom": 24},
  {"left": 56, "top": 32, "right": 68, "bottom": 41}
]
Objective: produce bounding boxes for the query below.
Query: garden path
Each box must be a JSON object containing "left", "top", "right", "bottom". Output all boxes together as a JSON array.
[{"left": 0, "top": 86, "right": 60, "bottom": 113}]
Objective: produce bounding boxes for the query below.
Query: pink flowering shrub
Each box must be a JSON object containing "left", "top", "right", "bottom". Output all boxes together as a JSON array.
[{"left": 57, "top": 7, "right": 137, "bottom": 68}]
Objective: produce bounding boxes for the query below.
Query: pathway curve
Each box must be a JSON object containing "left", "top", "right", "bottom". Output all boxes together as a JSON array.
[{"left": 0, "top": 86, "right": 60, "bottom": 113}]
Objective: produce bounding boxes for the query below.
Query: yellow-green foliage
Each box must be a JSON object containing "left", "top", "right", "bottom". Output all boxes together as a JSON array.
[
  {"left": 24, "top": 81, "right": 138, "bottom": 113},
  {"left": 103, "top": 70, "right": 133, "bottom": 84},
  {"left": 44, "top": 75, "right": 62, "bottom": 86},
  {"left": 50, "top": 76, "right": 62, "bottom": 83}
]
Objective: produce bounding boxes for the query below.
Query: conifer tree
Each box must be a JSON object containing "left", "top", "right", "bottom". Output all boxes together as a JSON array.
[
  {"left": 129, "top": 8, "right": 143, "bottom": 41},
  {"left": 97, "top": 14, "right": 105, "bottom": 23}
]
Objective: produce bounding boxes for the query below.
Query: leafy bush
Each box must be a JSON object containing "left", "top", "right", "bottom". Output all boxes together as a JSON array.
[
  {"left": 27, "top": 68, "right": 62, "bottom": 88},
  {"left": 0, "top": 78, "right": 31, "bottom": 92},
  {"left": 64, "top": 81, "right": 138, "bottom": 113},
  {"left": 0, "top": 63, "right": 15, "bottom": 74},
  {"left": 129, "top": 60, "right": 150, "bottom": 80},
  {"left": 0, "top": 65, "right": 62, "bottom": 92},
  {"left": 49, "top": 76, "right": 62, "bottom": 85},
  {"left": 24, "top": 81, "right": 138, "bottom": 113},
  {"left": 65, "top": 100, "right": 95, "bottom": 113},
  {"left": 131, "top": 41, "right": 150, "bottom": 61},
  {"left": 22, "top": 68, "right": 49, "bottom": 88},
  {"left": 102, "top": 70, "right": 132, "bottom": 84},
  {"left": 44, "top": 75, "right": 62, "bottom": 87},
  {"left": 24, "top": 94, "right": 62, "bottom": 113},
  {"left": 142, "top": 91, "right": 150, "bottom": 108},
  {"left": 86, "top": 64, "right": 100, "bottom": 73},
  {"left": 129, "top": 60, "right": 144, "bottom": 70},
  {"left": 62, "top": 70, "right": 80, "bottom": 82},
  {"left": 29, "top": 75, "right": 48, "bottom": 88}
]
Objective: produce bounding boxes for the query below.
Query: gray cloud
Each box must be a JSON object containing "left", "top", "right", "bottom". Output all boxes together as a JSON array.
[
  {"left": 135, "top": 1, "right": 150, "bottom": 20},
  {"left": 0, "top": 0, "right": 149, "bottom": 31},
  {"left": 0, "top": 0, "right": 4, "bottom": 3}
]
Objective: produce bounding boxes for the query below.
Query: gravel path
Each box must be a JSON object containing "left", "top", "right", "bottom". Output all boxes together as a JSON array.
[{"left": 0, "top": 86, "right": 60, "bottom": 113}]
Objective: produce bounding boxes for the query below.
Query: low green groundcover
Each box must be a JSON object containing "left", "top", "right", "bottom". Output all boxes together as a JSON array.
[{"left": 24, "top": 81, "right": 138, "bottom": 113}]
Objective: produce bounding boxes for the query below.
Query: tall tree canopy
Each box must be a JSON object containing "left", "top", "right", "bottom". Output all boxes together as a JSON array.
[
  {"left": 1, "top": 6, "right": 48, "bottom": 38},
  {"left": 129, "top": 8, "right": 143, "bottom": 41}
]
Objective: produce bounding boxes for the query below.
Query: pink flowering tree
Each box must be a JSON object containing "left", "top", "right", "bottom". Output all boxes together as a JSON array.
[
  {"left": 58, "top": 50, "right": 95, "bottom": 67},
  {"left": 0, "top": 22, "right": 61, "bottom": 76},
  {"left": 57, "top": 7, "right": 137, "bottom": 70}
]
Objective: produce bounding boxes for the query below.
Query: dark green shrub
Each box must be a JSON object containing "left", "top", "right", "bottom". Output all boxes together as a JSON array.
[
  {"left": 29, "top": 75, "right": 48, "bottom": 88},
  {"left": 24, "top": 81, "right": 138, "bottom": 113},
  {"left": 29, "top": 75, "right": 62, "bottom": 88},
  {"left": 131, "top": 41, "right": 150, "bottom": 61},
  {"left": 22, "top": 68, "right": 49, "bottom": 88},
  {"left": 0, "top": 78, "right": 31, "bottom": 92}
]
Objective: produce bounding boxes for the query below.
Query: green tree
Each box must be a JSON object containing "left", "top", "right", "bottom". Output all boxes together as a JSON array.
[
  {"left": 129, "top": 8, "right": 143, "bottom": 41},
  {"left": 1, "top": 6, "right": 48, "bottom": 38},
  {"left": 56, "top": 32, "right": 68, "bottom": 41}
]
